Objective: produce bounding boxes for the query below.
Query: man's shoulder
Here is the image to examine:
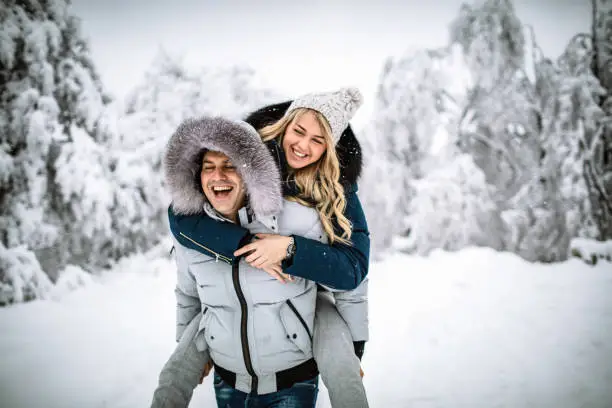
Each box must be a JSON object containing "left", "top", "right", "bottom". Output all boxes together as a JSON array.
[
  {"left": 172, "top": 237, "right": 225, "bottom": 265},
  {"left": 277, "top": 200, "right": 323, "bottom": 240}
]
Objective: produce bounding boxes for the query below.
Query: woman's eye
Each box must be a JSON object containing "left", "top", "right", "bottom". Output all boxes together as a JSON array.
[
  {"left": 294, "top": 128, "right": 304, "bottom": 135},
  {"left": 312, "top": 139, "right": 323, "bottom": 145}
]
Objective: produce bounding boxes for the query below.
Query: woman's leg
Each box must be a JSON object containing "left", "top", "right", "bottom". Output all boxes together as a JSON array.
[
  {"left": 150, "top": 314, "right": 210, "bottom": 408},
  {"left": 313, "top": 291, "right": 369, "bottom": 408}
]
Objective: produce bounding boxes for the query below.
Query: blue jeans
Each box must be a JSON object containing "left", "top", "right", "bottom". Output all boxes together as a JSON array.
[{"left": 213, "top": 373, "right": 319, "bottom": 408}]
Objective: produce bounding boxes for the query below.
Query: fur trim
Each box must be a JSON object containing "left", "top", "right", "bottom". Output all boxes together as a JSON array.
[
  {"left": 244, "top": 101, "right": 363, "bottom": 186},
  {"left": 164, "top": 116, "right": 283, "bottom": 218}
]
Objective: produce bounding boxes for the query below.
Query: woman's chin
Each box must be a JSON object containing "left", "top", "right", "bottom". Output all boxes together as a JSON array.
[{"left": 287, "top": 156, "right": 312, "bottom": 170}]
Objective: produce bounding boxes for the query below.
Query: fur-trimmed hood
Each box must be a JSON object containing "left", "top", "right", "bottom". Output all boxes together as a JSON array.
[
  {"left": 164, "top": 116, "right": 283, "bottom": 218},
  {"left": 244, "top": 100, "right": 363, "bottom": 186}
]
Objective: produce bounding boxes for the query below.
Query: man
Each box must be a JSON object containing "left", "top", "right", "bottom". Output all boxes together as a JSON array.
[{"left": 152, "top": 116, "right": 368, "bottom": 408}]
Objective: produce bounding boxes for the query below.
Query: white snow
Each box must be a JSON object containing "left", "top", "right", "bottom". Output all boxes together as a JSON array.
[
  {"left": 1, "top": 244, "right": 611, "bottom": 408},
  {"left": 570, "top": 238, "right": 612, "bottom": 265}
]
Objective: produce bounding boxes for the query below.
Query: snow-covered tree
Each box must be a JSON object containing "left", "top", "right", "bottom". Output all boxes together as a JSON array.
[
  {"left": 502, "top": 165, "right": 570, "bottom": 263},
  {"left": 360, "top": 44, "right": 473, "bottom": 252},
  {"left": 446, "top": 0, "right": 571, "bottom": 261},
  {"left": 404, "top": 154, "right": 505, "bottom": 255},
  {"left": 458, "top": 75, "right": 542, "bottom": 205},
  {"left": 1, "top": 2, "right": 284, "bottom": 305},
  {"left": 0, "top": 242, "right": 53, "bottom": 305},
  {"left": 0, "top": 0, "right": 107, "bottom": 300},
  {"left": 1, "top": 6, "right": 283, "bottom": 305},
  {"left": 121, "top": 51, "right": 282, "bottom": 172},
  {"left": 536, "top": 34, "right": 609, "bottom": 240},
  {"left": 0, "top": 2, "right": 142, "bottom": 302},
  {"left": 592, "top": 0, "right": 612, "bottom": 92},
  {"left": 449, "top": 0, "right": 525, "bottom": 91},
  {"left": 591, "top": 0, "right": 612, "bottom": 239}
]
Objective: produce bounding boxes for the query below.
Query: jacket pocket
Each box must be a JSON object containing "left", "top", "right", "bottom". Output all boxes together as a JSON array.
[
  {"left": 279, "top": 291, "right": 315, "bottom": 355},
  {"left": 286, "top": 299, "right": 313, "bottom": 341},
  {"left": 201, "top": 307, "right": 236, "bottom": 360},
  {"left": 193, "top": 306, "right": 210, "bottom": 351}
]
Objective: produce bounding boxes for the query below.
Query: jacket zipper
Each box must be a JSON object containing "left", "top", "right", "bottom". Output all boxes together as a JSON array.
[
  {"left": 179, "top": 232, "right": 233, "bottom": 264},
  {"left": 286, "top": 299, "right": 313, "bottom": 341},
  {"left": 232, "top": 255, "right": 259, "bottom": 393}
]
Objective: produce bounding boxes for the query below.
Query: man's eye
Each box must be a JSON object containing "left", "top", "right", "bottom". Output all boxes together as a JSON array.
[
  {"left": 224, "top": 165, "right": 235, "bottom": 170},
  {"left": 203, "top": 167, "right": 214, "bottom": 172}
]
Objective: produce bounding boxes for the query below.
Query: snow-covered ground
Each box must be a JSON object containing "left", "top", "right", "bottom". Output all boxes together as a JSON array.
[{"left": 1, "top": 243, "right": 611, "bottom": 408}]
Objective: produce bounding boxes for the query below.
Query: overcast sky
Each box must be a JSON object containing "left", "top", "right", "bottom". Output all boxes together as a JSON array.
[{"left": 71, "top": 0, "right": 591, "bottom": 123}]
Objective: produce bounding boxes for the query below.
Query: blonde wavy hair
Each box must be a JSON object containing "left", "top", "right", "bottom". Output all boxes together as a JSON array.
[{"left": 258, "top": 108, "right": 352, "bottom": 245}]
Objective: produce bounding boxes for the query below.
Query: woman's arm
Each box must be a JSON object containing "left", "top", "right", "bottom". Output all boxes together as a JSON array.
[
  {"left": 285, "top": 188, "right": 370, "bottom": 290},
  {"left": 169, "top": 187, "right": 371, "bottom": 290},
  {"left": 168, "top": 206, "right": 252, "bottom": 265}
]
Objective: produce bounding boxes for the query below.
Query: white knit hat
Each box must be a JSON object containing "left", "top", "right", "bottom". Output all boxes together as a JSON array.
[{"left": 285, "top": 87, "right": 363, "bottom": 145}]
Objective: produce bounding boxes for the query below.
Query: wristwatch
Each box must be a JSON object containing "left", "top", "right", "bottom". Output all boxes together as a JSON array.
[{"left": 285, "top": 237, "right": 296, "bottom": 260}]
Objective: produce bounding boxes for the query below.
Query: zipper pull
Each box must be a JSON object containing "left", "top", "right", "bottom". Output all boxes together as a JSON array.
[{"left": 215, "top": 253, "right": 219, "bottom": 263}]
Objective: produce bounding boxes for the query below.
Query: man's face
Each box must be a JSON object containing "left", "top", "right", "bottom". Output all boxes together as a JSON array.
[{"left": 200, "top": 151, "right": 246, "bottom": 221}]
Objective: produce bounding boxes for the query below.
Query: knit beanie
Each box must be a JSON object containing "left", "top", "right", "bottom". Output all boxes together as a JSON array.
[{"left": 285, "top": 87, "right": 363, "bottom": 145}]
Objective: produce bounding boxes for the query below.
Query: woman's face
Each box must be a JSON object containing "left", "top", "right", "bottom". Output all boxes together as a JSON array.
[{"left": 282, "top": 110, "right": 328, "bottom": 169}]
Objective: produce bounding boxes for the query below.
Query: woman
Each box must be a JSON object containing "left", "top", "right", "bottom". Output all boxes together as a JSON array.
[{"left": 161, "top": 88, "right": 370, "bottom": 407}]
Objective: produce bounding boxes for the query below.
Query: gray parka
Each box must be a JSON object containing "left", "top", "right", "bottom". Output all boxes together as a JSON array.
[{"left": 165, "top": 116, "right": 368, "bottom": 395}]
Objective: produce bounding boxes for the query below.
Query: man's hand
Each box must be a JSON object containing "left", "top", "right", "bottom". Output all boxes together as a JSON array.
[
  {"left": 234, "top": 234, "right": 295, "bottom": 274},
  {"left": 199, "top": 361, "right": 213, "bottom": 384},
  {"left": 360, "top": 366, "right": 364, "bottom": 378}
]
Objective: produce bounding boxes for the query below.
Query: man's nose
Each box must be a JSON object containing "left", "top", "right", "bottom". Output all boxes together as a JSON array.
[{"left": 212, "top": 167, "right": 228, "bottom": 179}]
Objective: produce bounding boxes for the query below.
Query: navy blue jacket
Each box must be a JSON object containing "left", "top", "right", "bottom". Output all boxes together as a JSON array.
[{"left": 167, "top": 101, "right": 370, "bottom": 290}]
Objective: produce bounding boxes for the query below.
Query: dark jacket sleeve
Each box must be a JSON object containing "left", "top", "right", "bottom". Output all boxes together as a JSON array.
[
  {"left": 168, "top": 186, "right": 370, "bottom": 289},
  {"left": 168, "top": 206, "right": 251, "bottom": 264},
  {"left": 284, "top": 186, "right": 370, "bottom": 290}
]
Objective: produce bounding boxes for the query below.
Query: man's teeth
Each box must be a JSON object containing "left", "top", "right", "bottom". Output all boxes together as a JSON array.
[
  {"left": 212, "top": 186, "right": 232, "bottom": 192},
  {"left": 293, "top": 149, "right": 306, "bottom": 158}
]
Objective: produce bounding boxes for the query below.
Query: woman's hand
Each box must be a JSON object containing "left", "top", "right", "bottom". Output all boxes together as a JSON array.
[
  {"left": 261, "top": 263, "right": 293, "bottom": 284},
  {"left": 234, "top": 233, "right": 293, "bottom": 269}
]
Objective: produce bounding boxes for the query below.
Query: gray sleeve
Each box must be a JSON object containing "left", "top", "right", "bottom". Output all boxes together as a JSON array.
[
  {"left": 173, "top": 242, "right": 201, "bottom": 342},
  {"left": 332, "top": 278, "right": 369, "bottom": 342}
]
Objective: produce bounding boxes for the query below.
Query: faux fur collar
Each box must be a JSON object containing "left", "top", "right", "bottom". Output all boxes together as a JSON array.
[{"left": 164, "top": 116, "right": 283, "bottom": 218}]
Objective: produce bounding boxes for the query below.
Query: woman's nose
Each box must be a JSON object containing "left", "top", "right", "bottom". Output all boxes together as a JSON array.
[{"left": 297, "top": 137, "right": 310, "bottom": 150}]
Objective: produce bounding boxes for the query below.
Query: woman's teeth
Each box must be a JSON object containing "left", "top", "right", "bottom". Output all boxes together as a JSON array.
[{"left": 293, "top": 149, "right": 306, "bottom": 158}]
